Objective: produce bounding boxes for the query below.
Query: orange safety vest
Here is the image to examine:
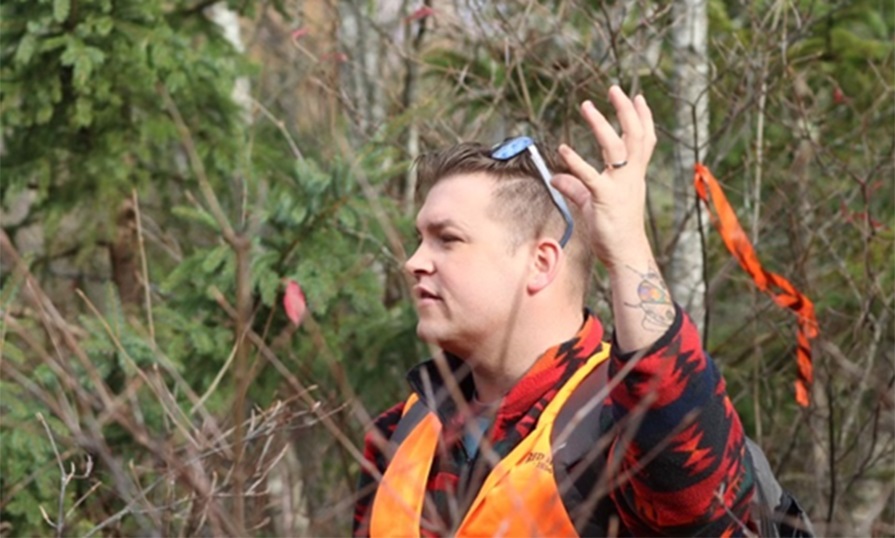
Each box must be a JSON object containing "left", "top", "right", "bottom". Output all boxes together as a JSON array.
[{"left": 370, "top": 347, "right": 611, "bottom": 537}]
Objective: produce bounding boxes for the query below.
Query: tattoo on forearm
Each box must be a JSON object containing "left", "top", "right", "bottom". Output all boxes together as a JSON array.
[{"left": 624, "top": 264, "right": 675, "bottom": 332}]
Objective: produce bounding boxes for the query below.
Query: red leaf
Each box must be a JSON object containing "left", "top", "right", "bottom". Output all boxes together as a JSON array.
[
  {"left": 833, "top": 86, "right": 845, "bottom": 104},
  {"left": 406, "top": 6, "right": 434, "bottom": 22},
  {"left": 291, "top": 27, "right": 309, "bottom": 43},
  {"left": 283, "top": 279, "right": 307, "bottom": 326}
]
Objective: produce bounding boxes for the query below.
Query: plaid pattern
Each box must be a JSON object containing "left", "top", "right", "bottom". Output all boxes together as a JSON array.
[{"left": 354, "top": 307, "right": 754, "bottom": 536}]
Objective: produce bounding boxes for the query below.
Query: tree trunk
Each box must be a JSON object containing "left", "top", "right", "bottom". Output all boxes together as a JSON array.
[
  {"left": 109, "top": 199, "right": 141, "bottom": 307},
  {"left": 670, "top": 0, "right": 709, "bottom": 333},
  {"left": 339, "top": 0, "right": 386, "bottom": 141},
  {"left": 206, "top": 3, "right": 253, "bottom": 533}
]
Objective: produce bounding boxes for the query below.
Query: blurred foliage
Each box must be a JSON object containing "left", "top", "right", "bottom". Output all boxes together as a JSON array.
[
  {"left": 1, "top": 0, "right": 420, "bottom": 534},
  {"left": 1, "top": 0, "right": 247, "bottom": 232}
]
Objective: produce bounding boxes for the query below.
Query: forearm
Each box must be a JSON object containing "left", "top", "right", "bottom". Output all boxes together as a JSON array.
[
  {"left": 607, "top": 241, "right": 675, "bottom": 354},
  {"left": 608, "top": 309, "right": 754, "bottom": 535}
]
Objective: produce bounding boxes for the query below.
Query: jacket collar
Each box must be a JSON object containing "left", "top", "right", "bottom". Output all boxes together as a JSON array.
[{"left": 406, "top": 310, "right": 605, "bottom": 426}]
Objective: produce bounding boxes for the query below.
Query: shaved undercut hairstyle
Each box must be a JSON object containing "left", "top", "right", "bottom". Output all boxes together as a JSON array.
[{"left": 414, "top": 141, "right": 594, "bottom": 300}]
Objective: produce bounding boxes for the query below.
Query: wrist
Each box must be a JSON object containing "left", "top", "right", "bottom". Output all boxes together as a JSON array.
[{"left": 600, "top": 236, "right": 654, "bottom": 272}]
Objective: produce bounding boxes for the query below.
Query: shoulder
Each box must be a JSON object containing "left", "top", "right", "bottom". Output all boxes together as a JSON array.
[{"left": 365, "top": 400, "right": 408, "bottom": 445}]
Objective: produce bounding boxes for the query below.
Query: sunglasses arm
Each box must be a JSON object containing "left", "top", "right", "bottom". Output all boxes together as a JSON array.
[{"left": 527, "top": 146, "right": 574, "bottom": 246}]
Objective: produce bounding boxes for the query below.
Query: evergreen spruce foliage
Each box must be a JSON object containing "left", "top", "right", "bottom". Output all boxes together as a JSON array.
[{"left": 2, "top": 0, "right": 245, "bottom": 214}]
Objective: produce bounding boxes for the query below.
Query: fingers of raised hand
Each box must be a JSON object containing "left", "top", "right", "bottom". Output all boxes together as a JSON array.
[
  {"left": 556, "top": 144, "right": 605, "bottom": 200},
  {"left": 585, "top": 86, "right": 657, "bottom": 170},
  {"left": 580, "top": 100, "right": 627, "bottom": 169},
  {"left": 608, "top": 86, "right": 644, "bottom": 159},
  {"left": 633, "top": 94, "right": 657, "bottom": 158},
  {"left": 550, "top": 170, "right": 593, "bottom": 210}
]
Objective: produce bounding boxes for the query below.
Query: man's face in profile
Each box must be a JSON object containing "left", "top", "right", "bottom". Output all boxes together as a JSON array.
[{"left": 404, "top": 173, "right": 532, "bottom": 358}]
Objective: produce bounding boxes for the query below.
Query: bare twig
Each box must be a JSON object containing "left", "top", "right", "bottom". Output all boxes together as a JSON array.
[
  {"left": 36, "top": 412, "right": 72, "bottom": 537},
  {"left": 132, "top": 189, "right": 156, "bottom": 345}
]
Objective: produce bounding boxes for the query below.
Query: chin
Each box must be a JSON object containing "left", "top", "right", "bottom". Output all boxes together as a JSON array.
[
  {"left": 415, "top": 322, "right": 439, "bottom": 344},
  {"left": 416, "top": 323, "right": 458, "bottom": 353}
]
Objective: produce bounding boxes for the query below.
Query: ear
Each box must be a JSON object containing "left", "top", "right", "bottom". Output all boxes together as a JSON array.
[{"left": 526, "top": 238, "right": 563, "bottom": 294}]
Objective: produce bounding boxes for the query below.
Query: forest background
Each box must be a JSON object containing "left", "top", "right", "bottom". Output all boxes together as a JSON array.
[{"left": 1, "top": 0, "right": 893, "bottom": 536}]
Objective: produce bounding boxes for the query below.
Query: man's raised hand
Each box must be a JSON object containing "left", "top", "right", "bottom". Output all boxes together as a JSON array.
[{"left": 552, "top": 85, "right": 658, "bottom": 270}]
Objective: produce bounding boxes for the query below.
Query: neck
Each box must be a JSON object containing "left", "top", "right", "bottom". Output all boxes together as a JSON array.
[{"left": 466, "top": 303, "right": 584, "bottom": 403}]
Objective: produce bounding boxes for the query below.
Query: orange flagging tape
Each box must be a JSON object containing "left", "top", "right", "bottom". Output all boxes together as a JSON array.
[{"left": 694, "top": 164, "right": 818, "bottom": 407}]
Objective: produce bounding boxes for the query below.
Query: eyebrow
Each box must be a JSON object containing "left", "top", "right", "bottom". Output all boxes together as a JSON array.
[{"left": 415, "top": 218, "right": 464, "bottom": 235}]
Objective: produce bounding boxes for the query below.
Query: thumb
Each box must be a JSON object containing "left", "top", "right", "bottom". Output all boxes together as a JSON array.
[{"left": 551, "top": 173, "right": 593, "bottom": 210}]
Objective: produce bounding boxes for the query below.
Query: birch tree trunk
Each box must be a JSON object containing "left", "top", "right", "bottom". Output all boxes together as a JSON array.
[
  {"left": 670, "top": 0, "right": 710, "bottom": 333},
  {"left": 339, "top": 0, "right": 386, "bottom": 141}
]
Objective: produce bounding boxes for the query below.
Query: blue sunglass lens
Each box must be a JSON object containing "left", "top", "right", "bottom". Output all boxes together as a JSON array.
[{"left": 491, "top": 136, "right": 534, "bottom": 160}]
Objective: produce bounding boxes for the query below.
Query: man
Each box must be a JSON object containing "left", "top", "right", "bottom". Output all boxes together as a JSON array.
[{"left": 353, "top": 86, "right": 755, "bottom": 536}]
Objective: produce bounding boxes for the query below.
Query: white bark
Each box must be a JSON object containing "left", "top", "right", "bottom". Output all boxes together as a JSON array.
[
  {"left": 670, "top": 0, "right": 710, "bottom": 332},
  {"left": 339, "top": 0, "right": 388, "bottom": 139},
  {"left": 207, "top": 3, "right": 252, "bottom": 124}
]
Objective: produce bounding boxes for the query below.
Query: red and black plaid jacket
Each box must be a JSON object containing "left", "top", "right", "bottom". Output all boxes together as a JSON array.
[{"left": 354, "top": 306, "right": 755, "bottom": 536}]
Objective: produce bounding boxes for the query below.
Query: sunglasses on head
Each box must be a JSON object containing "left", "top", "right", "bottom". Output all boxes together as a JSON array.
[{"left": 490, "top": 136, "right": 574, "bottom": 248}]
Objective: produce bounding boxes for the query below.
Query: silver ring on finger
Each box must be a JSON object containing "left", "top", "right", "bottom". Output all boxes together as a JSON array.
[{"left": 608, "top": 160, "right": 628, "bottom": 170}]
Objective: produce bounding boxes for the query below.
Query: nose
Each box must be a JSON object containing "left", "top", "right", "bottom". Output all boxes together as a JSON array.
[{"left": 404, "top": 242, "right": 433, "bottom": 278}]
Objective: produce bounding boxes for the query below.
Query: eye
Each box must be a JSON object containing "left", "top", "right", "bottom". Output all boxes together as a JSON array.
[{"left": 440, "top": 234, "right": 461, "bottom": 244}]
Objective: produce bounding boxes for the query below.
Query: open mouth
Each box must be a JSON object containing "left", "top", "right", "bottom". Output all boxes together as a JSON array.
[{"left": 415, "top": 286, "right": 440, "bottom": 302}]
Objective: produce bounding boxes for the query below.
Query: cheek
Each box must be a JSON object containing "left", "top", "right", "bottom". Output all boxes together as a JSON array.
[
  {"left": 439, "top": 249, "right": 528, "bottom": 305},
  {"left": 441, "top": 261, "right": 493, "bottom": 303},
  {"left": 466, "top": 261, "right": 528, "bottom": 303}
]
